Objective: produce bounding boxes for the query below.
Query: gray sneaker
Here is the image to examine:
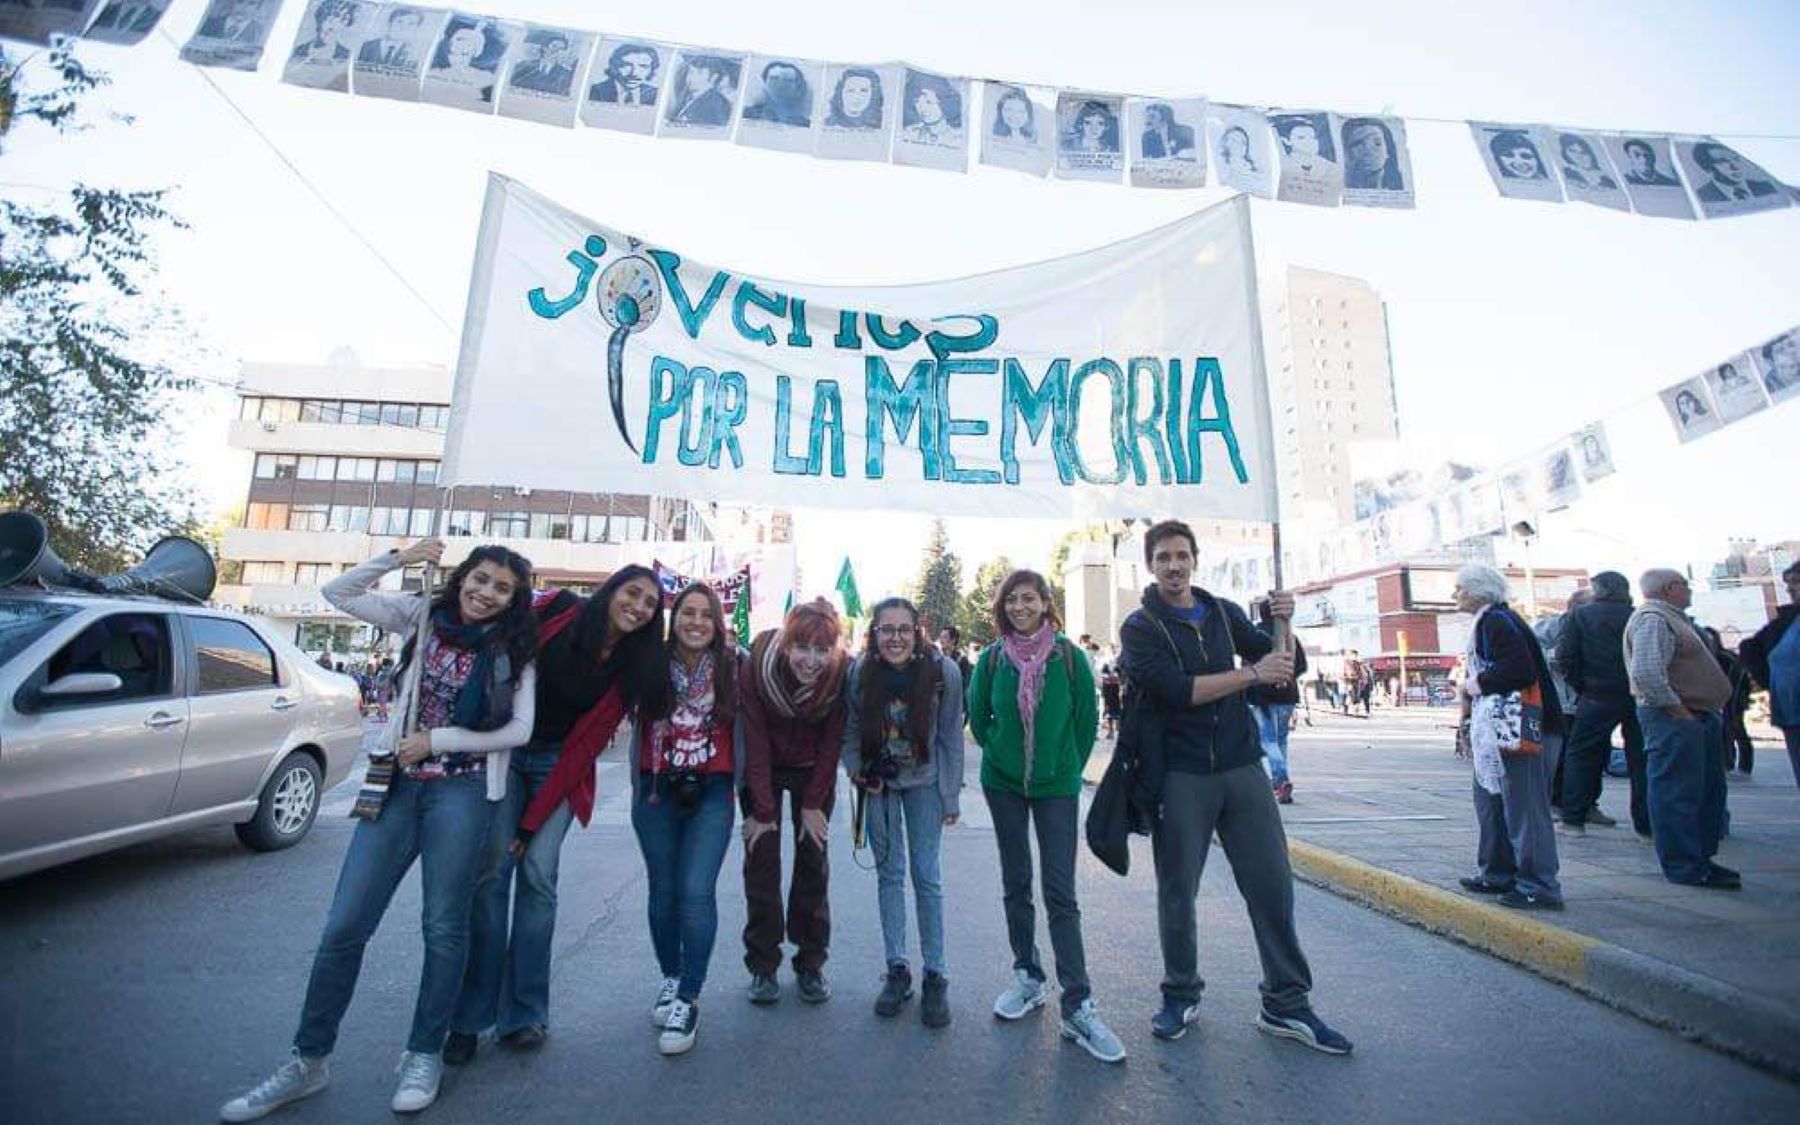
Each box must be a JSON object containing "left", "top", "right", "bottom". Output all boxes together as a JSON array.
[
  {"left": 992, "top": 968, "right": 1048, "bottom": 1021},
  {"left": 1061, "top": 1000, "right": 1128, "bottom": 1063},
  {"left": 748, "top": 972, "right": 780, "bottom": 1005},
  {"left": 390, "top": 1051, "right": 442, "bottom": 1114},
  {"left": 220, "top": 1052, "right": 330, "bottom": 1122}
]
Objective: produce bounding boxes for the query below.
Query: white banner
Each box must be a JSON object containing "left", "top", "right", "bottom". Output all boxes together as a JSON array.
[{"left": 443, "top": 175, "right": 1278, "bottom": 522}]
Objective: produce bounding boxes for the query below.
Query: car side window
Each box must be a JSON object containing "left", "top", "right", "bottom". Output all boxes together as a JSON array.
[
  {"left": 188, "top": 617, "right": 280, "bottom": 695},
  {"left": 36, "top": 613, "right": 174, "bottom": 709}
]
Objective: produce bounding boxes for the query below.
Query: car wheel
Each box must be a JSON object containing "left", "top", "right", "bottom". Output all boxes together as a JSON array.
[{"left": 235, "top": 752, "right": 323, "bottom": 852}]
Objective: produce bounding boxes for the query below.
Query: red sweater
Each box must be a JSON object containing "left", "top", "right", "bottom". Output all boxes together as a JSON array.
[{"left": 741, "top": 676, "right": 846, "bottom": 822}]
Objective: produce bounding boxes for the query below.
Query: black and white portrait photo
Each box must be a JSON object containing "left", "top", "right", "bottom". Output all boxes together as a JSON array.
[
  {"left": 1207, "top": 104, "right": 1275, "bottom": 198},
  {"left": 580, "top": 38, "right": 664, "bottom": 134},
  {"left": 1551, "top": 130, "right": 1630, "bottom": 212},
  {"left": 351, "top": 5, "right": 447, "bottom": 102},
  {"left": 1056, "top": 93, "right": 1126, "bottom": 183},
  {"left": 1129, "top": 97, "right": 1207, "bottom": 190},
  {"left": 1570, "top": 423, "right": 1615, "bottom": 483},
  {"left": 661, "top": 50, "right": 745, "bottom": 140},
  {"left": 1673, "top": 138, "right": 1790, "bottom": 220},
  {"left": 979, "top": 81, "right": 1052, "bottom": 177},
  {"left": 1605, "top": 134, "right": 1696, "bottom": 220},
  {"left": 281, "top": 0, "right": 370, "bottom": 93},
  {"left": 1270, "top": 110, "right": 1342, "bottom": 206},
  {"left": 84, "top": 0, "right": 168, "bottom": 45},
  {"left": 1702, "top": 354, "right": 1771, "bottom": 423},
  {"left": 1659, "top": 378, "right": 1723, "bottom": 443},
  {"left": 1339, "top": 114, "right": 1414, "bottom": 208},
  {"left": 420, "top": 13, "right": 515, "bottom": 116},
  {"left": 498, "top": 26, "right": 592, "bottom": 127},
  {"left": 0, "top": 0, "right": 97, "bottom": 46},
  {"left": 891, "top": 67, "right": 969, "bottom": 173},
  {"left": 737, "top": 55, "right": 821, "bottom": 154},
  {"left": 1752, "top": 328, "right": 1800, "bottom": 404},
  {"left": 816, "top": 63, "right": 894, "bottom": 163},
  {"left": 1469, "top": 122, "right": 1564, "bottom": 204},
  {"left": 1540, "top": 446, "right": 1581, "bottom": 510},
  {"left": 180, "top": 0, "right": 278, "bottom": 71}
]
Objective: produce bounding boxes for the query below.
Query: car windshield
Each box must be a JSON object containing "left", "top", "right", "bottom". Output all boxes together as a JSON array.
[{"left": 0, "top": 602, "right": 79, "bottom": 666}]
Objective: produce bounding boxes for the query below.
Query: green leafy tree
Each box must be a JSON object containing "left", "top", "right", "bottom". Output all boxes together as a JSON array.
[
  {"left": 0, "top": 45, "right": 198, "bottom": 572},
  {"left": 955, "top": 554, "right": 1013, "bottom": 650},
  {"left": 909, "top": 519, "right": 961, "bottom": 638}
]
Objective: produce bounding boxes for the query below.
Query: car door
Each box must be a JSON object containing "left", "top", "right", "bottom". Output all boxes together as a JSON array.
[
  {"left": 167, "top": 614, "right": 301, "bottom": 815},
  {"left": 0, "top": 610, "right": 188, "bottom": 858}
]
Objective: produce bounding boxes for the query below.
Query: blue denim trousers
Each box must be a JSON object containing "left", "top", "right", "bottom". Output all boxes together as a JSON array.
[
  {"left": 452, "top": 743, "right": 576, "bottom": 1038},
  {"left": 294, "top": 771, "right": 492, "bottom": 1057},
  {"left": 1638, "top": 707, "right": 1727, "bottom": 884},
  {"left": 1254, "top": 704, "right": 1296, "bottom": 784},
  {"left": 865, "top": 782, "right": 947, "bottom": 976},
  {"left": 631, "top": 772, "right": 735, "bottom": 1002}
]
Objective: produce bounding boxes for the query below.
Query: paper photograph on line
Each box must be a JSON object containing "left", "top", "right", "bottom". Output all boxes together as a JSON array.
[
  {"left": 1540, "top": 446, "right": 1582, "bottom": 510},
  {"left": 1751, "top": 328, "right": 1800, "bottom": 404},
  {"left": 891, "top": 67, "right": 969, "bottom": 173},
  {"left": 420, "top": 13, "right": 516, "bottom": 116},
  {"left": 736, "top": 55, "right": 822, "bottom": 155},
  {"left": 1470, "top": 122, "right": 1563, "bottom": 203},
  {"left": 1207, "top": 105, "right": 1276, "bottom": 198},
  {"left": 1056, "top": 92, "right": 1127, "bottom": 183},
  {"left": 179, "top": 0, "right": 279, "bottom": 71},
  {"left": 497, "top": 25, "right": 592, "bottom": 127},
  {"left": 1659, "top": 377, "right": 1723, "bottom": 442},
  {"left": 1549, "top": 128, "right": 1630, "bottom": 212},
  {"left": 352, "top": 5, "right": 448, "bottom": 102},
  {"left": 84, "top": 0, "right": 168, "bottom": 46},
  {"left": 660, "top": 48, "right": 746, "bottom": 140},
  {"left": 817, "top": 63, "right": 896, "bottom": 163},
  {"left": 1270, "top": 110, "right": 1342, "bottom": 206},
  {"left": 979, "top": 81, "right": 1053, "bottom": 177},
  {"left": 1129, "top": 97, "right": 1208, "bottom": 189},
  {"left": 282, "top": 0, "right": 377, "bottom": 94},
  {"left": 1605, "top": 134, "right": 1696, "bottom": 220},
  {"left": 1672, "top": 137, "right": 1790, "bottom": 220},
  {"left": 1339, "top": 114, "right": 1414, "bottom": 208},
  {"left": 1570, "top": 423, "right": 1615, "bottom": 483},
  {"left": 580, "top": 37, "right": 665, "bottom": 134},
  {"left": 1, "top": 0, "right": 104, "bottom": 45},
  {"left": 1702, "top": 353, "right": 1771, "bottom": 422}
]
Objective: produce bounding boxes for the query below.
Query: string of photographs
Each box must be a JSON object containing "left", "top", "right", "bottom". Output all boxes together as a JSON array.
[
  {"left": 11, "top": 0, "right": 1796, "bottom": 221},
  {"left": 1286, "top": 322, "right": 1800, "bottom": 588}
]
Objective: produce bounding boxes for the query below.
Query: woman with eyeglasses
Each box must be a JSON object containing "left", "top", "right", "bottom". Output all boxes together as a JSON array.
[
  {"left": 738, "top": 599, "right": 849, "bottom": 1006},
  {"left": 843, "top": 597, "right": 965, "bottom": 1029}
]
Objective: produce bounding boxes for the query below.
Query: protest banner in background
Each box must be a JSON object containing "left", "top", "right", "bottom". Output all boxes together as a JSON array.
[
  {"left": 654, "top": 560, "right": 750, "bottom": 609},
  {"left": 441, "top": 174, "right": 1278, "bottom": 522}
]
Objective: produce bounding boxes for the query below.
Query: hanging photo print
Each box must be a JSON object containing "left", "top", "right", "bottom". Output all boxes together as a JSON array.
[
  {"left": 1570, "top": 422, "right": 1615, "bottom": 483},
  {"left": 1671, "top": 137, "right": 1790, "bottom": 220},
  {"left": 84, "top": 0, "right": 168, "bottom": 46},
  {"left": 1208, "top": 105, "right": 1276, "bottom": 198},
  {"left": 1702, "top": 353, "right": 1771, "bottom": 422},
  {"left": 282, "top": 0, "right": 377, "bottom": 94},
  {"left": 816, "top": 62, "right": 896, "bottom": 163},
  {"left": 420, "top": 12, "right": 517, "bottom": 116},
  {"left": 180, "top": 0, "right": 280, "bottom": 71},
  {"left": 1751, "top": 327, "right": 1800, "bottom": 404},
  {"left": 1339, "top": 114, "right": 1414, "bottom": 208},
  {"left": 1470, "top": 122, "right": 1563, "bottom": 203},
  {"left": 891, "top": 66, "right": 969, "bottom": 172},
  {"left": 736, "top": 55, "right": 822, "bottom": 154},
  {"left": 1269, "top": 109, "right": 1342, "bottom": 206},
  {"left": 979, "top": 81, "right": 1053, "bottom": 177},
  {"left": 660, "top": 48, "right": 745, "bottom": 140},
  {"left": 1056, "top": 92, "right": 1127, "bottom": 183},
  {"left": 352, "top": 4, "right": 448, "bottom": 103},
  {"left": 497, "top": 25, "right": 592, "bottom": 126},
  {"left": 1549, "top": 128, "right": 1631, "bottom": 212},
  {"left": 1605, "top": 134, "right": 1695, "bottom": 220},
  {"left": 1129, "top": 96, "right": 1208, "bottom": 189},
  {"left": 1539, "top": 446, "right": 1582, "bottom": 510},
  {"left": 580, "top": 37, "right": 665, "bottom": 134},
  {"left": 1659, "top": 377, "right": 1722, "bottom": 442},
  {"left": 3, "top": 0, "right": 103, "bottom": 45}
]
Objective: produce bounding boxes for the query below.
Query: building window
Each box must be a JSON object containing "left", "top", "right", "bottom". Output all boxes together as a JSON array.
[
  {"left": 447, "top": 510, "right": 486, "bottom": 537},
  {"left": 254, "top": 454, "right": 277, "bottom": 479},
  {"left": 530, "top": 513, "right": 572, "bottom": 540},
  {"left": 420, "top": 406, "right": 449, "bottom": 431},
  {"left": 416, "top": 461, "right": 439, "bottom": 485},
  {"left": 244, "top": 502, "right": 288, "bottom": 530},
  {"left": 297, "top": 455, "right": 338, "bottom": 481},
  {"left": 409, "top": 509, "right": 434, "bottom": 536},
  {"left": 488, "top": 511, "right": 529, "bottom": 538},
  {"left": 336, "top": 457, "right": 377, "bottom": 482},
  {"left": 288, "top": 504, "right": 329, "bottom": 532},
  {"left": 241, "top": 560, "right": 286, "bottom": 584},
  {"left": 293, "top": 562, "right": 335, "bottom": 585},
  {"left": 239, "top": 397, "right": 264, "bottom": 421},
  {"left": 327, "top": 505, "right": 369, "bottom": 533},
  {"left": 381, "top": 460, "right": 417, "bottom": 484},
  {"left": 611, "top": 516, "right": 647, "bottom": 542},
  {"left": 379, "top": 403, "right": 404, "bottom": 427}
]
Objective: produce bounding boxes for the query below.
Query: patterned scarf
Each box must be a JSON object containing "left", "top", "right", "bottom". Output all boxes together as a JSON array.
[
  {"left": 651, "top": 651, "right": 718, "bottom": 773},
  {"left": 753, "top": 628, "right": 844, "bottom": 720},
  {"left": 1001, "top": 626, "right": 1057, "bottom": 787}
]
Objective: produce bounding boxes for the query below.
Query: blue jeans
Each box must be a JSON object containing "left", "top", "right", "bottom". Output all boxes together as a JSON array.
[
  {"left": 453, "top": 744, "right": 576, "bottom": 1037},
  {"left": 294, "top": 771, "right": 492, "bottom": 1056},
  {"left": 1786, "top": 727, "right": 1800, "bottom": 787},
  {"left": 866, "top": 783, "right": 947, "bottom": 976},
  {"left": 631, "top": 772, "right": 735, "bottom": 1002},
  {"left": 1638, "top": 707, "right": 1727, "bottom": 884},
  {"left": 1254, "top": 704, "right": 1295, "bottom": 784}
]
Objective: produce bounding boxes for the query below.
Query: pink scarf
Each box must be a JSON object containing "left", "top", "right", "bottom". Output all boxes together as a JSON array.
[{"left": 1001, "top": 626, "right": 1057, "bottom": 786}]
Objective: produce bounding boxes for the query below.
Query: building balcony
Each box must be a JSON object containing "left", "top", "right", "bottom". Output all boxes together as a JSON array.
[{"left": 228, "top": 419, "right": 443, "bottom": 458}]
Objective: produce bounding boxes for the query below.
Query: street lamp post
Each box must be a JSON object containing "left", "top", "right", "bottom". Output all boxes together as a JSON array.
[{"left": 1512, "top": 520, "right": 1539, "bottom": 619}]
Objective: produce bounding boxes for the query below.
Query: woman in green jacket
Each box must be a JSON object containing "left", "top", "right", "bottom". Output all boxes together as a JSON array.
[{"left": 967, "top": 569, "right": 1124, "bottom": 1064}]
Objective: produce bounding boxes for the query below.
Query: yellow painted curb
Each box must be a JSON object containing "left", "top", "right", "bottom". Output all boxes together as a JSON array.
[{"left": 1288, "top": 839, "right": 1601, "bottom": 985}]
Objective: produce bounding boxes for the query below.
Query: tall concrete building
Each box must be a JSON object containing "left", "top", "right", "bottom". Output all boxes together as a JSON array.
[{"left": 1265, "top": 266, "right": 1400, "bottom": 526}]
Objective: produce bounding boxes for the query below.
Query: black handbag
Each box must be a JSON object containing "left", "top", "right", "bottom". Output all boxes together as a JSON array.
[{"left": 1086, "top": 748, "right": 1135, "bottom": 875}]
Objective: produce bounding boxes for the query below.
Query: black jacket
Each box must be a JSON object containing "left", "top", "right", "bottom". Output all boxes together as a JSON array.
[
  {"left": 1555, "top": 580, "right": 1634, "bottom": 704},
  {"left": 1739, "top": 605, "right": 1798, "bottom": 692},
  {"left": 1476, "top": 603, "right": 1567, "bottom": 735},
  {"left": 1119, "top": 585, "right": 1273, "bottom": 777}
]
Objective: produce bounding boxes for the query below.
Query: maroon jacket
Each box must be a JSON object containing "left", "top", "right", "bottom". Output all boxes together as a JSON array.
[{"left": 741, "top": 672, "right": 846, "bottom": 823}]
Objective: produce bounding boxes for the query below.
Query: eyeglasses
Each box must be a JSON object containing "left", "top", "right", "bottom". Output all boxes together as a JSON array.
[{"left": 873, "top": 625, "right": 913, "bottom": 639}]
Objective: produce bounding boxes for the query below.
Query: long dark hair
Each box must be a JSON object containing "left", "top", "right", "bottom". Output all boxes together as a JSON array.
[
  {"left": 576, "top": 563, "right": 669, "bottom": 717},
  {"left": 669, "top": 582, "right": 736, "bottom": 727},
  {"left": 857, "top": 596, "right": 940, "bottom": 764},
  {"left": 404, "top": 544, "right": 537, "bottom": 679}
]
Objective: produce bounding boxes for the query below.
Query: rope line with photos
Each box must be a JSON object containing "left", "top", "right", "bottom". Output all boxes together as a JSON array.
[{"left": 12, "top": 0, "right": 1800, "bottom": 223}]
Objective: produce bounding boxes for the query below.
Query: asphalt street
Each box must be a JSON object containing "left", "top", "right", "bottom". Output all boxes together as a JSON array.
[{"left": 3, "top": 744, "right": 1797, "bottom": 1124}]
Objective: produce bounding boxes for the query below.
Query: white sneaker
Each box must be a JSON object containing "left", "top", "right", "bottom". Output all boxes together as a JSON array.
[
  {"left": 659, "top": 998, "right": 699, "bottom": 1056},
  {"left": 992, "top": 968, "right": 1048, "bottom": 1021},
  {"left": 651, "top": 977, "right": 680, "bottom": 1027},
  {"left": 390, "top": 1051, "right": 442, "bottom": 1114},
  {"left": 1061, "top": 999, "right": 1128, "bottom": 1063},
  {"left": 220, "top": 1052, "right": 329, "bottom": 1122}
]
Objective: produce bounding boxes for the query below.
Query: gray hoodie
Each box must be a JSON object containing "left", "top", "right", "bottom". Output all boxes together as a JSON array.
[{"left": 842, "top": 652, "right": 965, "bottom": 817}]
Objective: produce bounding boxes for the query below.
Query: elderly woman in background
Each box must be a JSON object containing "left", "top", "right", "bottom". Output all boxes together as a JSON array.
[{"left": 1454, "top": 564, "right": 1566, "bottom": 910}]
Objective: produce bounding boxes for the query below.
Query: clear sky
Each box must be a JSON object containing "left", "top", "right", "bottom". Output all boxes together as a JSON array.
[{"left": 11, "top": 0, "right": 1800, "bottom": 600}]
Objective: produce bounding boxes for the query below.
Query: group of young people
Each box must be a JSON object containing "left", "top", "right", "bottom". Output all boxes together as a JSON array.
[{"left": 222, "top": 518, "right": 1349, "bottom": 1121}]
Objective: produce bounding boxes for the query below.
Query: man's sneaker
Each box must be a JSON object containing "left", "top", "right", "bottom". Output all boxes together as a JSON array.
[
  {"left": 1275, "top": 781, "right": 1294, "bottom": 805},
  {"left": 1700, "top": 864, "right": 1743, "bottom": 890},
  {"left": 500, "top": 1025, "right": 547, "bottom": 1050},
  {"left": 1586, "top": 808, "right": 1618, "bottom": 827},
  {"left": 873, "top": 963, "right": 913, "bottom": 1018},
  {"left": 1556, "top": 819, "right": 1586, "bottom": 837},
  {"left": 659, "top": 999, "right": 699, "bottom": 1056},
  {"left": 651, "top": 977, "right": 680, "bottom": 1027},
  {"left": 920, "top": 971, "right": 951, "bottom": 1028},
  {"left": 1458, "top": 876, "right": 1513, "bottom": 895},
  {"left": 1496, "top": 889, "right": 1564, "bottom": 911},
  {"left": 1256, "top": 1007, "right": 1353, "bottom": 1055},
  {"left": 1061, "top": 1000, "right": 1127, "bottom": 1063},
  {"left": 992, "top": 968, "right": 1048, "bottom": 1020},
  {"left": 390, "top": 1051, "right": 443, "bottom": 1114},
  {"left": 220, "top": 1052, "right": 330, "bottom": 1122},
  {"left": 442, "top": 1031, "right": 477, "bottom": 1067},
  {"left": 748, "top": 972, "right": 780, "bottom": 1005},
  {"left": 1150, "top": 997, "right": 1200, "bottom": 1041},
  {"left": 796, "top": 970, "right": 831, "bottom": 1004}
]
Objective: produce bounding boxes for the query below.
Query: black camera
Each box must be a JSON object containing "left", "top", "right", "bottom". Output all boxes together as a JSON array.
[
  {"left": 861, "top": 753, "right": 900, "bottom": 788},
  {"left": 668, "top": 770, "right": 705, "bottom": 809}
]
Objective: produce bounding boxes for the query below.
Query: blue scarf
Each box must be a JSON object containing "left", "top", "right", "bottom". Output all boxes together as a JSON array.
[{"left": 431, "top": 606, "right": 503, "bottom": 730}]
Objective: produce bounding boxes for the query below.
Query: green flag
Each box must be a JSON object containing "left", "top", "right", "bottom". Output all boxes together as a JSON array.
[
  {"left": 783, "top": 589, "right": 795, "bottom": 615},
  {"left": 835, "top": 557, "right": 863, "bottom": 618},
  {"left": 732, "top": 579, "right": 751, "bottom": 644}
]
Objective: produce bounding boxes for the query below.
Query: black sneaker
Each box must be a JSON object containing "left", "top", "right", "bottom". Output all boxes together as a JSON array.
[
  {"left": 920, "top": 971, "right": 951, "bottom": 1028},
  {"left": 1150, "top": 996, "right": 1200, "bottom": 1041},
  {"left": 748, "top": 972, "right": 780, "bottom": 1005},
  {"left": 1496, "top": 889, "right": 1564, "bottom": 911},
  {"left": 1458, "top": 876, "right": 1514, "bottom": 895},
  {"left": 796, "top": 970, "right": 831, "bottom": 1004},
  {"left": 1586, "top": 808, "right": 1618, "bottom": 827},
  {"left": 500, "top": 1025, "right": 548, "bottom": 1051},
  {"left": 1700, "top": 865, "right": 1742, "bottom": 890},
  {"left": 1256, "top": 1006, "right": 1353, "bottom": 1055},
  {"left": 874, "top": 964, "right": 913, "bottom": 1018},
  {"left": 658, "top": 1000, "right": 699, "bottom": 1056},
  {"left": 442, "top": 1031, "right": 477, "bottom": 1067}
]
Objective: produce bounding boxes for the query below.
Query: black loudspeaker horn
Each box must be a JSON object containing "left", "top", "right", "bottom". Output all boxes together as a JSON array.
[
  {"left": 0, "top": 511, "right": 80, "bottom": 588},
  {"left": 101, "top": 536, "right": 218, "bottom": 603}
]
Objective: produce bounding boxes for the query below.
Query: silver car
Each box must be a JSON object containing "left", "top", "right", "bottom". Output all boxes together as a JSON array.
[{"left": 0, "top": 589, "right": 363, "bottom": 880}]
